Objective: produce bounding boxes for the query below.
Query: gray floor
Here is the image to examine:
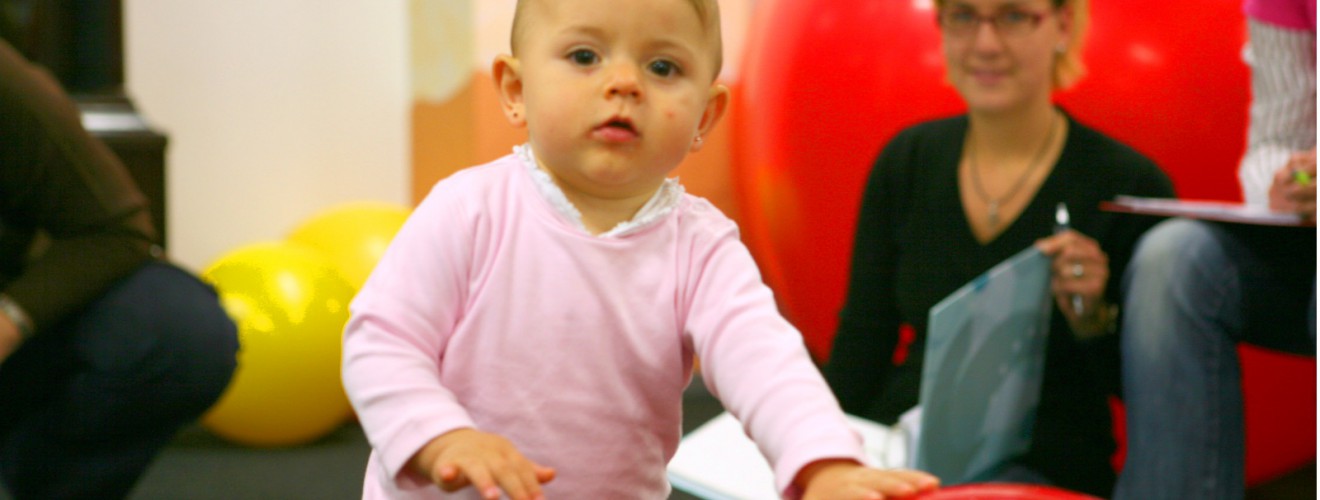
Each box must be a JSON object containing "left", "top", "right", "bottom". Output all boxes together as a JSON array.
[
  {"left": 129, "top": 422, "right": 373, "bottom": 500},
  {"left": 121, "top": 376, "right": 726, "bottom": 500},
  {"left": 2, "top": 374, "right": 1311, "bottom": 499},
  {"left": 127, "top": 424, "right": 723, "bottom": 500}
]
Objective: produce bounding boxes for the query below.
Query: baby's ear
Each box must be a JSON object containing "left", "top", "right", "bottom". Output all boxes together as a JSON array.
[
  {"left": 492, "top": 55, "right": 527, "bottom": 127},
  {"left": 693, "top": 83, "right": 729, "bottom": 146}
]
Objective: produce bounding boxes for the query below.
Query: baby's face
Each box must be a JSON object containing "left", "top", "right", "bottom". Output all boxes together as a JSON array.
[{"left": 510, "top": 0, "right": 724, "bottom": 202}]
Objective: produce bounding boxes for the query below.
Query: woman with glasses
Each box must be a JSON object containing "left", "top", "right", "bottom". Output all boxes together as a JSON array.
[{"left": 823, "top": 0, "right": 1174, "bottom": 496}]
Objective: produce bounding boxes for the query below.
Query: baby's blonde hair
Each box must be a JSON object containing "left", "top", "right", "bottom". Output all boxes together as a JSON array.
[
  {"left": 509, "top": 0, "right": 724, "bottom": 80},
  {"left": 936, "top": 0, "right": 1089, "bottom": 90}
]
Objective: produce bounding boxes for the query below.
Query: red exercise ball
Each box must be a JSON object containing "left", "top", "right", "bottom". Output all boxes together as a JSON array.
[
  {"left": 1056, "top": 0, "right": 1248, "bottom": 202},
  {"left": 912, "top": 483, "right": 1101, "bottom": 500},
  {"left": 733, "top": 0, "right": 961, "bottom": 361}
]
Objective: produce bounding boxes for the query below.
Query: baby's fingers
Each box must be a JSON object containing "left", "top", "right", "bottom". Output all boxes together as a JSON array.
[
  {"left": 880, "top": 469, "right": 939, "bottom": 492},
  {"left": 491, "top": 464, "right": 545, "bottom": 500},
  {"left": 454, "top": 456, "right": 547, "bottom": 500},
  {"left": 452, "top": 465, "right": 501, "bottom": 500},
  {"left": 858, "top": 469, "right": 939, "bottom": 500},
  {"left": 435, "top": 464, "right": 470, "bottom": 492},
  {"left": 534, "top": 464, "right": 557, "bottom": 484},
  {"left": 435, "top": 461, "right": 501, "bottom": 499}
]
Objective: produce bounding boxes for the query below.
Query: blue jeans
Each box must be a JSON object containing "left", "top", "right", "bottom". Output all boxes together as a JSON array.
[
  {"left": 0, "top": 261, "right": 238, "bottom": 499},
  {"left": 1113, "top": 219, "right": 1316, "bottom": 500}
]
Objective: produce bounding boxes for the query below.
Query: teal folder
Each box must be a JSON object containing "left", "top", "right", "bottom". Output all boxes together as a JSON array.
[{"left": 914, "top": 246, "right": 1053, "bottom": 485}]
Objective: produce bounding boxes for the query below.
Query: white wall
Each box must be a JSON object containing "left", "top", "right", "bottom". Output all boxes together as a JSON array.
[{"left": 124, "top": 1, "right": 410, "bottom": 272}]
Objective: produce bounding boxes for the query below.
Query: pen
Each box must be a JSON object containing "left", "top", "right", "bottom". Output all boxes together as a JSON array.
[{"left": 1053, "top": 203, "right": 1085, "bottom": 316}]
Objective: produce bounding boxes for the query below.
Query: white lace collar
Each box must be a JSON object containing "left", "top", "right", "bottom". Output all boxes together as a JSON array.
[{"left": 514, "top": 144, "right": 683, "bottom": 238}]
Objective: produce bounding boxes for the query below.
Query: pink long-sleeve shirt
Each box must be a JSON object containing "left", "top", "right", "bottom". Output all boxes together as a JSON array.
[{"left": 343, "top": 151, "right": 865, "bottom": 499}]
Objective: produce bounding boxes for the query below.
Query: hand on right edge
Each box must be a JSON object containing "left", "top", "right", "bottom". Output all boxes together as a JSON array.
[
  {"left": 1269, "top": 149, "right": 1317, "bottom": 219},
  {"left": 0, "top": 312, "right": 21, "bottom": 366},
  {"left": 409, "top": 428, "right": 556, "bottom": 500}
]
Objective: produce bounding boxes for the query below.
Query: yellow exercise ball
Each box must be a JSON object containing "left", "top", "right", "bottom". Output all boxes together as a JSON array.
[
  {"left": 286, "top": 201, "right": 411, "bottom": 290},
  {"left": 200, "top": 242, "right": 356, "bottom": 447}
]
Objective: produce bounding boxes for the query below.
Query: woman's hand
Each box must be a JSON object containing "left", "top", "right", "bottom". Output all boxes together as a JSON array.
[
  {"left": 1268, "top": 149, "right": 1316, "bottom": 219},
  {"left": 1035, "top": 230, "right": 1115, "bottom": 338}
]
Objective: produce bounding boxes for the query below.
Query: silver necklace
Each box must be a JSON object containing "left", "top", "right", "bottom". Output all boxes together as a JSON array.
[{"left": 968, "top": 112, "right": 1060, "bottom": 228}]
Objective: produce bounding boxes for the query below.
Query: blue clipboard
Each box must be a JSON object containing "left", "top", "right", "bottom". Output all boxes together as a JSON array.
[{"left": 914, "top": 246, "right": 1053, "bottom": 485}]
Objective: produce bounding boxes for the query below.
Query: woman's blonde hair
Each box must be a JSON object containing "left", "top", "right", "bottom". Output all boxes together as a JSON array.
[
  {"left": 1054, "top": 0, "right": 1088, "bottom": 89},
  {"left": 935, "top": 0, "right": 1089, "bottom": 90}
]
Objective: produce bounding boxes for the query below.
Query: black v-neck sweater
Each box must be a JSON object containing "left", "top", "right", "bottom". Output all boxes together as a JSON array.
[{"left": 824, "top": 112, "right": 1175, "bottom": 497}]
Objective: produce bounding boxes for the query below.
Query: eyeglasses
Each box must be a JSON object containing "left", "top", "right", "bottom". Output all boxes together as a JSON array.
[{"left": 937, "top": 8, "right": 1052, "bottom": 38}]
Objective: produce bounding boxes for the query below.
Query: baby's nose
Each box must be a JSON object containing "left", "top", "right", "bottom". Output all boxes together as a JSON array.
[{"left": 604, "top": 64, "right": 642, "bottom": 99}]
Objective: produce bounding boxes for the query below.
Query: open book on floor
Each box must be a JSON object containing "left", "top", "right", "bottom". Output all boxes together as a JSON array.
[{"left": 667, "top": 411, "right": 910, "bottom": 499}]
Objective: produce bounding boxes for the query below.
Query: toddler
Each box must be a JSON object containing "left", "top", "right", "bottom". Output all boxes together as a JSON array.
[{"left": 342, "top": 0, "right": 939, "bottom": 498}]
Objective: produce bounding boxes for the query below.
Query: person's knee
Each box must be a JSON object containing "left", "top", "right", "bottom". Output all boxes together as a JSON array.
[
  {"left": 145, "top": 264, "right": 238, "bottom": 396},
  {"left": 1124, "top": 219, "right": 1238, "bottom": 356},
  {"left": 76, "top": 262, "right": 237, "bottom": 397},
  {"left": 1127, "top": 219, "right": 1227, "bottom": 293}
]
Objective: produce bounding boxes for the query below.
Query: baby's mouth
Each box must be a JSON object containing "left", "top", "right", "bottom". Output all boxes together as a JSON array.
[
  {"left": 602, "top": 118, "right": 636, "bottom": 133},
  {"left": 593, "top": 117, "right": 640, "bottom": 142}
]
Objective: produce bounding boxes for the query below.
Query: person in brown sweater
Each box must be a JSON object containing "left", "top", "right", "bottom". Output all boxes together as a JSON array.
[{"left": 0, "top": 38, "right": 237, "bottom": 499}]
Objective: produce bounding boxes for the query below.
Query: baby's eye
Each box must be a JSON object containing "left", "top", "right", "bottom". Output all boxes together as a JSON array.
[
  {"left": 568, "top": 49, "right": 599, "bottom": 66},
  {"left": 648, "top": 59, "right": 680, "bottom": 78}
]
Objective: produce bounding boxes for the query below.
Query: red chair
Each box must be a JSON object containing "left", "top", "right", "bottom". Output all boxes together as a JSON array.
[{"left": 1226, "top": 346, "right": 1314, "bottom": 486}]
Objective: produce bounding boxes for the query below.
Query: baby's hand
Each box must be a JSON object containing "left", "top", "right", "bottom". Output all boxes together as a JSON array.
[
  {"left": 797, "top": 459, "right": 939, "bottom": 500},
  {"left": 409, "top": 428, "right": 556, "bottom": 500}
]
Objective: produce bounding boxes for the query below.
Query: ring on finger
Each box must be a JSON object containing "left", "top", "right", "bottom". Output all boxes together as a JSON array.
[{"left": 1070, "top": 263, "right": 1084, "bottom": 278}]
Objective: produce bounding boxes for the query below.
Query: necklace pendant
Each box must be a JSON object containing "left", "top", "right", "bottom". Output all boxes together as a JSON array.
[{"left": 987, "top": 202, "right": 999, "bottom": 227}]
